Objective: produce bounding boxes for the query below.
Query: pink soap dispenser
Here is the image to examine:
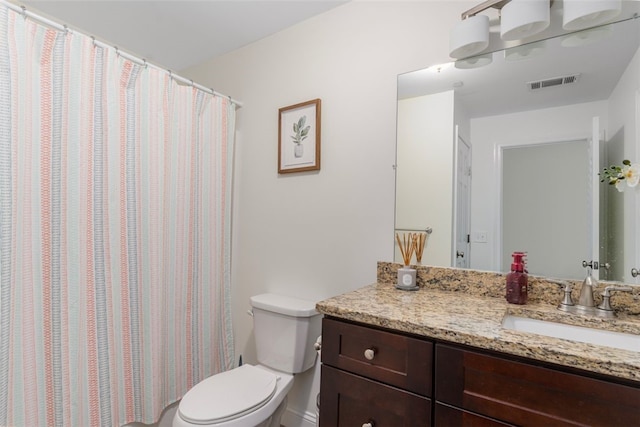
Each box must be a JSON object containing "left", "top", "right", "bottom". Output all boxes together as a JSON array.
[{"left": 506, "top": 251, "right": 528, "bottom": 304}]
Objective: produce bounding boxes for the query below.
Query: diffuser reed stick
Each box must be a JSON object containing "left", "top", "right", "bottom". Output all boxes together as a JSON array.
[
  {"left": 413, "top": 232, "right": 428, "bottom": 263},
  {"left": 395, "top": 232, "right": 415, "bottom": 266}
]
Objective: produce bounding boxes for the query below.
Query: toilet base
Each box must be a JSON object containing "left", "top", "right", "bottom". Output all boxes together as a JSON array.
[{"left": 256, "top": 395, "right": 287, "bottom": 427}]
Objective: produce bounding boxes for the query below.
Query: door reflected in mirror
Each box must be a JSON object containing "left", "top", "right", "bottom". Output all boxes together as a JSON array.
[
  {"left": 395, "top": 11, "right": 640, "bottom": 282},
  {"left": 501, "top": 139, "right": 590, "bottom": 280}
]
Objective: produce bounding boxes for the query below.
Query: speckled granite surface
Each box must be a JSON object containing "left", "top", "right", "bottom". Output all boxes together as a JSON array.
[
  {"left": 316, "top": 263, "right": 640, "bottom": 383},
  {"left": 377, "top": 262, "right": 640, "bottom": 314}
]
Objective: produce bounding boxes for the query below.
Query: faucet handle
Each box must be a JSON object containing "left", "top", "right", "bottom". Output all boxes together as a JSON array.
[
  {"left": 597, "top": 285, "right": 633, "bottom": 312},
  {"left": 548, "top": 279, "right": 571, "bottom": 289},
  {"left": 549, "top": 279, "right": 574, "bottom": 308},
  {"left": 583, "top": 260, "right": 608, "bottom": 270}
]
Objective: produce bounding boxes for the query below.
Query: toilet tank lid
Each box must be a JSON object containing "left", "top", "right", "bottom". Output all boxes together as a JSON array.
[{"left": 250, "top": 293, "right": 319, "bottom": 317}]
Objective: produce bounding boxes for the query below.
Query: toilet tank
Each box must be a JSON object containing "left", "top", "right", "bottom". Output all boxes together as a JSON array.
[{"left": 250, "top": 293, "right": 322, "bottom": 374}]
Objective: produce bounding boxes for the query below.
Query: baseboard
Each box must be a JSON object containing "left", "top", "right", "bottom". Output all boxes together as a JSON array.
[{"left": 281, "top": 407, "right": 317, "bottom": 427}]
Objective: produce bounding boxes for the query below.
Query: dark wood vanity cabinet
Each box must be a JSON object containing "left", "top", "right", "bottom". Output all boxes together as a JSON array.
[
  {"left": 321, "top": 365, "right": 431, "bottom": 426},
  {"left": 319, "top": 317, "right": 433, "bottom": 426},
  {"left": 434, "top": 403, "right": 514, "bottom": 427},
  {"left": 320, "top": 316, "right": 640, "bottom": 427},
  {"left": 435, "top": 344, "right": 640, "bottom": 427}
]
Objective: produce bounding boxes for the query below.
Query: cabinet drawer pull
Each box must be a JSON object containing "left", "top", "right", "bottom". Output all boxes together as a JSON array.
[
  {"left": 364, "top": 348, "right": 376, "bottom": 360},
  {"left": 362, "top": 422, "right": 374, "bottom": 427}
]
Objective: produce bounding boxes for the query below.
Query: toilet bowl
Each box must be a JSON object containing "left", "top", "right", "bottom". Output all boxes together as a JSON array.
[
  {"left": 173, "top": 293, "right": 321, "bottom": 427},
  {"left": 173, "top": 364, "right": 293, "bottom": 427}
]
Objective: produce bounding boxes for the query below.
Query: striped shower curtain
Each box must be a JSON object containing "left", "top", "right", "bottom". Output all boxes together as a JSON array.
[{"left": 0, "top": 4, "right": 235, "bottom": 427}]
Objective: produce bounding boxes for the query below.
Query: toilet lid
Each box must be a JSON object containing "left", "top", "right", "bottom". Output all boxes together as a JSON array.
[{"left": 178, "top": 364, "right": 278, "bottom": 425}]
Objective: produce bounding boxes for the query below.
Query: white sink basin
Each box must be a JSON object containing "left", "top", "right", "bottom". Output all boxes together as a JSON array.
[{"left": 501, "top": 315, "right": 640, "bottom": 352}]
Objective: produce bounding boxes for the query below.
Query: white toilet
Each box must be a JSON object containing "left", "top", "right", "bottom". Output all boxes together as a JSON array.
[{"left": 173, "top": 293, "right": 322, "bottom": 427}]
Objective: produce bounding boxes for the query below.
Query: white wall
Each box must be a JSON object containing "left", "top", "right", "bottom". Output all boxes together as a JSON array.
[
  {"left": 469, "top": 101, "right": 609, "bottom": 273},
  {"left": 183, "top": 1, "right": 468, "bottom": 423}
]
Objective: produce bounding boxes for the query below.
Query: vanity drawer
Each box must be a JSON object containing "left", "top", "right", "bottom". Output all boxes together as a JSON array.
[
  {"left": 320, "top": 364, "right": 431, "bottom": 427},
  {"left": 321, "top": 317, "right": 432, "bottom": 396},
  {"left": 435, "top": 344, "right": 640, "bottom": 426}
]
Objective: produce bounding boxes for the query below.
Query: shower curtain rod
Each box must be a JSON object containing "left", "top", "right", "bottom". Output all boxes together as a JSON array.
[{"left": 3, "top": 0, "right": 243, "bottom": 108}]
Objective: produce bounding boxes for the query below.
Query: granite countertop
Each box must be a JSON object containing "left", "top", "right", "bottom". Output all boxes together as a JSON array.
[{"left": 316, "top": 264, "right": 640, "bottom": 384}]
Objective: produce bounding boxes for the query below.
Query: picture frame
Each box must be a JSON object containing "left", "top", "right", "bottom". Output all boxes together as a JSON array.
[{"left": 278, "top": 99, "right": 321, "bottom": 174}]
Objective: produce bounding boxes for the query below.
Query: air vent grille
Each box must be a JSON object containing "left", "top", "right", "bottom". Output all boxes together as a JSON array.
[{"left": 528, "top": 74, "right": 580, "bottom": 91}]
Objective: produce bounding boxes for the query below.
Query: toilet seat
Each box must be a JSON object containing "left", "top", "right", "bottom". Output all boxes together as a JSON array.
[{"left": 178, "top": 364, "right": 278, "bottom": 425}]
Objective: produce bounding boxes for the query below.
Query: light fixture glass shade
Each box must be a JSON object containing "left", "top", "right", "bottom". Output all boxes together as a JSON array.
[
  {"left": 562, "top": 0, "right": 621, "bottom": 31},
  {"left": 504, "top": 40, "right": 546, "bottom": 61},
  {"left": 500, "top": 0, "right": 550, "bottom": 41},
  {"left": 449, "top": 15, "right": 490, "bottom": 59},
  {"left": 560, "top": 24, "right": 612, "bottom": 47},
  {"left": 455, "top": 53, "right": 493, "bottom": 69}
]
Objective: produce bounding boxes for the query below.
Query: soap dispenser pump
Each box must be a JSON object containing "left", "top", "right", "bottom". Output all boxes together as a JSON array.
[{"left": 506, "top": 251, "right": 528, "bottom": 304}]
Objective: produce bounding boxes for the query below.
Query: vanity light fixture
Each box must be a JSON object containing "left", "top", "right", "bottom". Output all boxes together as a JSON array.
[
  {"left": 449, "top": 0, "right": 548, "bottom": 59},
  {"left": 449, "top": 14, "right": 490, "bottom": 59},
  {"left": 563, "top": 0, "right": 621, "bottom": 31},
  {"left": 500, "top": 0, "right": 550, "bottom": 41},
  {"left": 449, "top": 0, "right": 621, "bottom": 59}
]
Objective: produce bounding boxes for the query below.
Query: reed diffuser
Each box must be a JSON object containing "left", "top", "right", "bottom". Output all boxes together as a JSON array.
[
  {"left": 395, "top": 232, "right": 418, "bottom": 290},
  {"left": 413, "top": 232, "right": 428, "bottom": 264},
  {"left": 396, "top": 232, "right": 415, "bottom": 266}
]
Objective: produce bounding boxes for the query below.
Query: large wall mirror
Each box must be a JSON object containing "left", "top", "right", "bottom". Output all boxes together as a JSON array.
[{"left": 395, "top": 2, "right": 640, "bottom": 282}]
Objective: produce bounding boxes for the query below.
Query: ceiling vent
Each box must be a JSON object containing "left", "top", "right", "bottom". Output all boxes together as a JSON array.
[{"left": 528, "top": 74, "right": 580, "bottom": 91}]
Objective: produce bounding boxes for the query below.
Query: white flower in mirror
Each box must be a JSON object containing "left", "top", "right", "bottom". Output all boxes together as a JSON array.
[
  {"left": 601, "top": 160, "right": 640, "bottom": 192},
  {"left": 621, "top": 163, "right": 640, "bottom": 188}
]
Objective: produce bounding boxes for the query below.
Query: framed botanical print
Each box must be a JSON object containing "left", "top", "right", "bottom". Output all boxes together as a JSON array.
[{"left": 278, "top": 99, "right": 321, "bottom": 174}]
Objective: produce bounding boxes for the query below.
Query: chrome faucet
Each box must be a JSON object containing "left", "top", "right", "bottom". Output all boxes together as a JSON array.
[
  {"left": 576, "top": 266, "right": 596, "bottom": 308},
  {"left": 551, "top": 266, "right": 632, "bottom": 318}
]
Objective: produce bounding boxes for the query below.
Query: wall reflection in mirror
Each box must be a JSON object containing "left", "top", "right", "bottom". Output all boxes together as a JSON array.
[{"left": 395, "top": 12, "right": 640, "bottom": 282}]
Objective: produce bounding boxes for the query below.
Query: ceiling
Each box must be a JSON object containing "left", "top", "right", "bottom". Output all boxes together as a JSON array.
[
  {"left": 14, "top": 0, "right": 640, "bottom": 117},
  {"left": 17, "top": 0, "right": 348, "bottom": 71}
]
